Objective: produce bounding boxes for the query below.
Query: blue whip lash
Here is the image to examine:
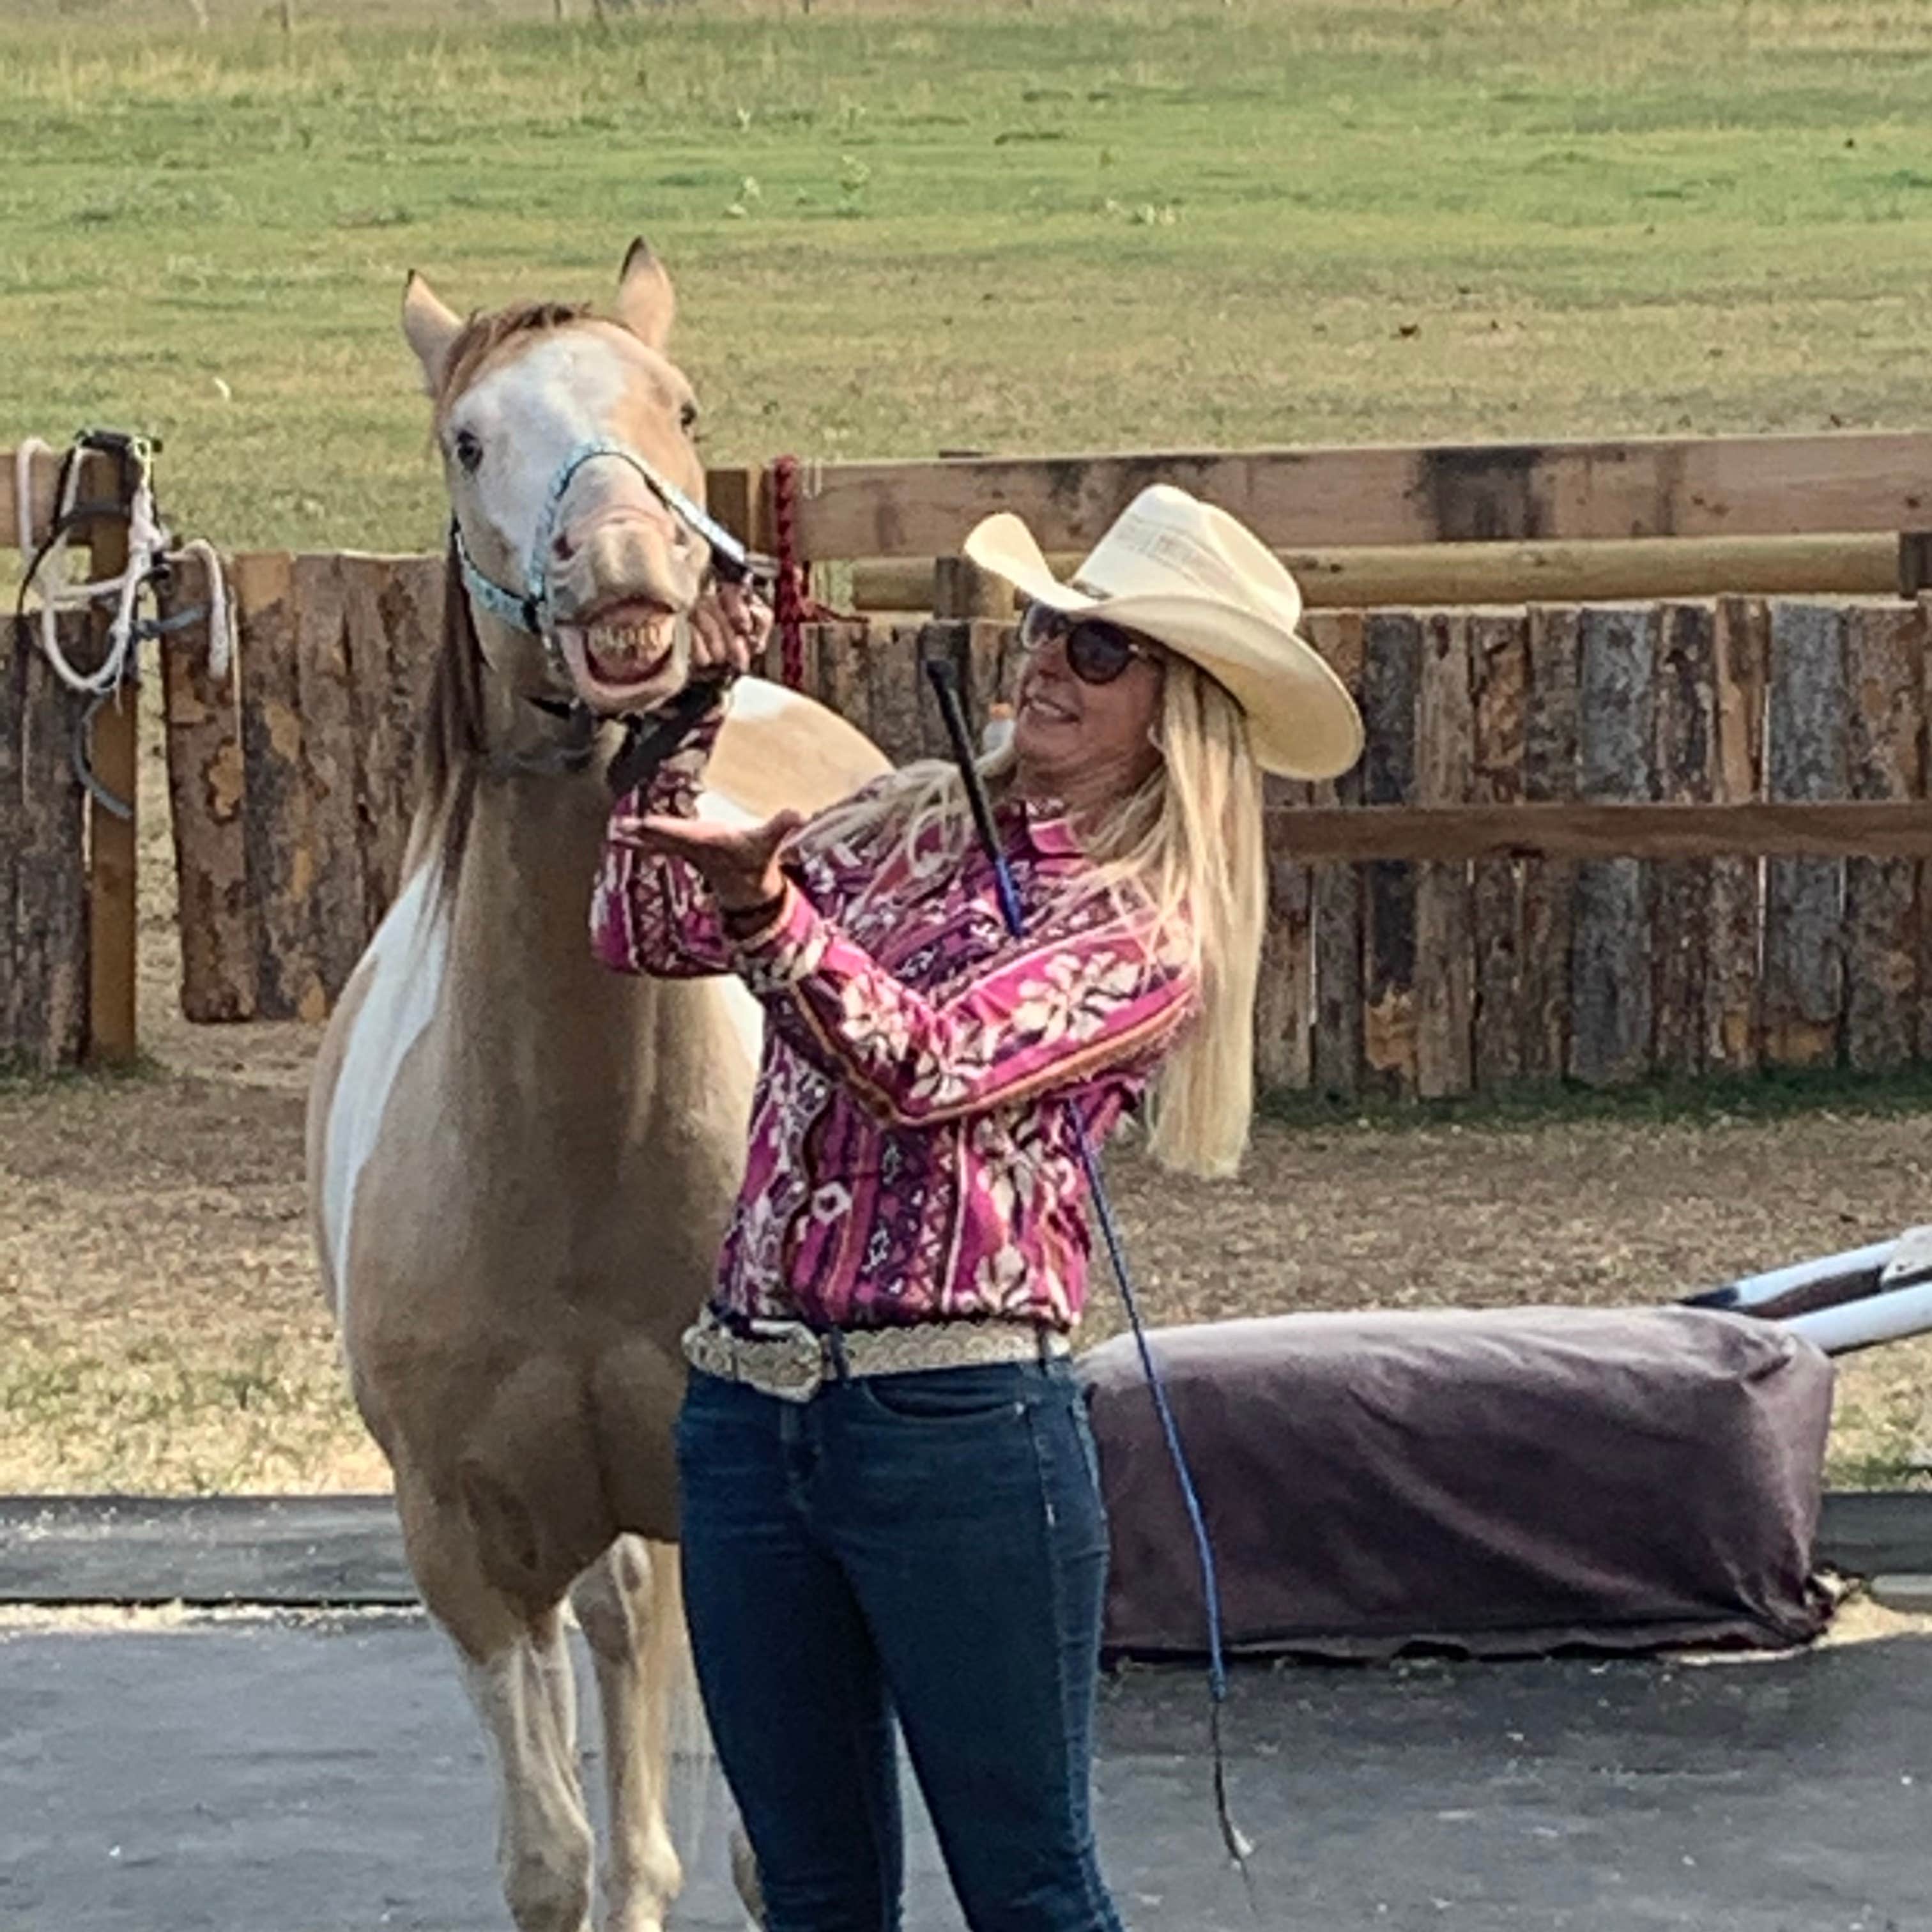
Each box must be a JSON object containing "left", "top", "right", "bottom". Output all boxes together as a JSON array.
[{"left": 924, "top": 660, "right": 1255, "bottom": 1883}]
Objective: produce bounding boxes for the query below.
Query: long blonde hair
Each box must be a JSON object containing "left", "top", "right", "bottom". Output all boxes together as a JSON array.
[{"left": 809, "top": 658, "right": 1267, "bottom": 1178}]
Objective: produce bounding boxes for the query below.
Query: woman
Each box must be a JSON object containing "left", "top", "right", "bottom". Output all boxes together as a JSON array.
[{"left": 591, "top": 484, "right": 1361, "bottom": 1931}]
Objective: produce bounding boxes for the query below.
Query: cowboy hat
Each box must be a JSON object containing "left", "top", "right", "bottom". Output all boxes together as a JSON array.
[{"left": 963, "top": 484, "right": 1365, "bottom": 781}]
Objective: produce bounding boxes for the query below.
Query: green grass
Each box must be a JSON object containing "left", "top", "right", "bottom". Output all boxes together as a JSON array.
[
  {"left": 1261, "top": 1061, "right": 1932, "bottom": 1135},
  {"left": 3, "top": 0, "right": 1931, "bottom": 554}
]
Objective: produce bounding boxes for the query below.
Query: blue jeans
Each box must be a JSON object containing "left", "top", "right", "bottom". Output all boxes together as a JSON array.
[{"left": 675, "top": 1356, "right": 1124, "bottom": 1932}]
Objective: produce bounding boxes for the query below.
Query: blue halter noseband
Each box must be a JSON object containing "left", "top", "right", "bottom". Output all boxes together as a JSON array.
[{"left": 452, "top": 436, "right": 767, "bottom": 655}]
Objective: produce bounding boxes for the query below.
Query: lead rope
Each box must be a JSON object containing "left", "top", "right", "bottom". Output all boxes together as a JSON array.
[
  {"left": 923, "top": 659, "right": 1257, "bottom": 1896},
  {"left": 13, "top": 432, "right": 237, "bottom": 816}
]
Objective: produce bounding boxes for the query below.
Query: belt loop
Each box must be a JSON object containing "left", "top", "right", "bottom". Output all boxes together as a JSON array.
[
  {"left": 822, "top": 1328, "right": 851, "bottom": 1382},
  {"left": 1035, "top": 1326, "right": 1052, "bottom": 1365}
]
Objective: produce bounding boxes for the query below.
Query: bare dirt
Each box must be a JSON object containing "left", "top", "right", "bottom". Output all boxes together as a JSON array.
[
  {"left": 3, "top": 705, "right": 1928, "bottom": 1492},
  {"left": 7, "top": 994, "right": 1932, "bottom": 1492}
]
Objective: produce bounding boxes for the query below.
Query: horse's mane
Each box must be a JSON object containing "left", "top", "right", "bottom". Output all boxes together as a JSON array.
[{"left": 418, "top": 301, "right": 592, "bottom": 903}]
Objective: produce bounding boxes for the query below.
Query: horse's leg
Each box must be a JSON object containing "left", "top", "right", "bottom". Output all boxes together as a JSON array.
[
  {"left": 461, "top": 1615, "right": 595, "bottom": 1932},
  {"left": 569, "top": 1537, "right": 684, "bottom": 1932},
  {"left": 398, "top": 1472, "right": 594, "bottom": 1932}
]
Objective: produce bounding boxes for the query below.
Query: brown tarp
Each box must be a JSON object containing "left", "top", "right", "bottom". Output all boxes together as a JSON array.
[{"left": 1082, "top": 1307, "right": 1835, "bottom": 1660}]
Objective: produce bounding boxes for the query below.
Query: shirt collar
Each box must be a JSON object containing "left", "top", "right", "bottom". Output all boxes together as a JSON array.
[{"left": 998, "top": 793, "right": 1084, "bottom": 861}]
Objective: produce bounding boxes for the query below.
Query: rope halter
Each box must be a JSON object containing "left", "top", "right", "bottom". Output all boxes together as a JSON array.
[{"left": 452, "top": 436, "right": 769, "bottom": 665}]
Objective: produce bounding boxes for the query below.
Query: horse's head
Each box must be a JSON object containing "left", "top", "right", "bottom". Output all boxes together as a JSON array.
[{"left": 404, "top": 240, "right": 710, "bottom": 718}]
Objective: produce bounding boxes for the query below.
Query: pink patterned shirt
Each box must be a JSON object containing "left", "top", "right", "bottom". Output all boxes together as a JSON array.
[{"left": 589, "top": 696, "right": 1199, "bottom": 1333}]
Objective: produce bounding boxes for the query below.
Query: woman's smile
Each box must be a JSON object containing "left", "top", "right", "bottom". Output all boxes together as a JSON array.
[{"left": 1018, "top": 679, "right": 1080, "bottom": 729}]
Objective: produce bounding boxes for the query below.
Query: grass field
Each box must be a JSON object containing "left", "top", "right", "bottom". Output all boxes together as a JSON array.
[
  {"left": 4, "top": 0, "right": 1932, "bottom": 553},
  {"left": 5, "top": 0, "right": 1932, "bottom": 1496}
]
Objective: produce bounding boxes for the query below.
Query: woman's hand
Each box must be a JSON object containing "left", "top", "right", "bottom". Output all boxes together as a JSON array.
[
  {"left": 611, "top": 807, "right": 806, "bottom": 912},
  {"left": 687, "top": 581, "right": 772, "bottom": 680}
]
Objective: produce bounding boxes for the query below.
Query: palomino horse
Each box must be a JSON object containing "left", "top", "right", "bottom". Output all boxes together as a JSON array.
[{"left": 307, "top": 243, "right": 887, "bottom": 1932}]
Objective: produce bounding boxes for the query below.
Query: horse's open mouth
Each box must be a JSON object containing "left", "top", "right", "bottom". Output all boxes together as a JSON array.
[{"left": 555, "top": 597, "right": 683, "bottom": 707}]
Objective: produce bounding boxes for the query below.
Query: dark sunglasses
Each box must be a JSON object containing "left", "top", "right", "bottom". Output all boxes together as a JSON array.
[{"left": 1016, "top": 601, "right": 1162, "bottom": 686}]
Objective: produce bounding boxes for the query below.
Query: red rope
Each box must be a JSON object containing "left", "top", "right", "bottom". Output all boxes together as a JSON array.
[{"left": 770, "top": 454, "right": 838, "bottom": 689}]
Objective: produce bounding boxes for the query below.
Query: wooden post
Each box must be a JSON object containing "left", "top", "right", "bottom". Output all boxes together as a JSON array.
[
  {"left": 1706, "top": 597, "right": 1768, "bottom": 1071},
  {"left": 1254, "top": 785, "right": 1314, "bottom": 1094},
  {"left": 705, "top": 466, "right": 760, "bottom": 550},
  {"left": 294, "top": 554, "right": 367, "bottom": 1006},
  {"left": 1307, "top": 611, "right": 1365, "bottom": 1102},
  {"left": 867, "top": 624, "right": 926, "bottom": 767},
  {"left": 1568, "top": 605, "right": 1657, "bottom": 1086},
  {"left": 160, "top": 553, "right": 256, "bottom": 1023},
  {"left": 84, "top": 493, "right": 137, "bottom": 1065},
  {"left": 8, "top": 626, "right": 91, "bottom": 1071},
  {"left": 1414, "top": 611, "right": 1474, "bottom": 1098},
  {"left": 1762, "top": 602, "right": 1849, "bottom": 1068},
  {"left": 1650, "top": 602, "right": 1719, "bottom": 1077},
  {"left": 1841, "top": 602, "right": 1923, "bottom": 1071},
  {"left": 932, "top": 557, "right": 1010, "bottom": 622},
  {"left": 234, "top": 551, "right": 327, "bottom": 1023},
  {"left": 1359, "top": 611, "right": 1422, "bottom": 1098},
  {"left": 1519, "top": 608, "right": 1579, "bottom": 1081},
  {"left": 1468, "top": 609, "right": 1528, "bottom": 1089}
]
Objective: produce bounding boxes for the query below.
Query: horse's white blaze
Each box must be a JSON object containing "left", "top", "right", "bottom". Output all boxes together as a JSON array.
[
  {"left": 321, "top": 865, "right": 449, "bottom": 1307},
  {"left": 456, "top": 331, "right": 644, "bottom": 570}
]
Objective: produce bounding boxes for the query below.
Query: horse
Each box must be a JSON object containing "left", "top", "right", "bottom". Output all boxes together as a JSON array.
[{"left": 306, "top": 241, "right": 887, "bottom": 1932}]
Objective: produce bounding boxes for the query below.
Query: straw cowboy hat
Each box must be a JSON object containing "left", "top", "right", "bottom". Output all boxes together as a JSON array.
[{"left": 965, "top": 484, "right": 1365, "bottom": 781}]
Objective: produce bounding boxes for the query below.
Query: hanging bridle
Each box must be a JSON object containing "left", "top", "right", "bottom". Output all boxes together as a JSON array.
[{"left": 452, "top": 437, "right": 776, "bottom": 793}]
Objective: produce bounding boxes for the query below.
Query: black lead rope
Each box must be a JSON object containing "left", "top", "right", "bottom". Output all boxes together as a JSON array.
[
  {"left": 923, "top": 661, "right": 1258, "bottom": 1899},
  {"left": 604, "top": 676, "right": 728, "bottom": 799}
]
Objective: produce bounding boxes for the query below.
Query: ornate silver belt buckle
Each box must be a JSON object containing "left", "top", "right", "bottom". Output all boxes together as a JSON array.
[{"left": 748, "top": 1321, "right": 826, "bottom": 1404}]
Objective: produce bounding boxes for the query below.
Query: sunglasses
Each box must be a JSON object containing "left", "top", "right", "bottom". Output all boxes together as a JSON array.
[{"left": 1016, "top": 601, "right": 1163, "bottom": 686}]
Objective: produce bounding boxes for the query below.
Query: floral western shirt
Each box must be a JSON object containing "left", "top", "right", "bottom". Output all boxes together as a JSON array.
[{"left": 589, "top": 695, "right": 1199, "bottom": 1333}]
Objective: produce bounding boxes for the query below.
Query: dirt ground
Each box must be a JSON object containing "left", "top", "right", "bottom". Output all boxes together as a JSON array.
[
  {"left": 2, "top": 710, "right": 1929, "bottom": 1492},
  {"left": 5, "top": 955, "right": 1931, "bottom": 1491}
]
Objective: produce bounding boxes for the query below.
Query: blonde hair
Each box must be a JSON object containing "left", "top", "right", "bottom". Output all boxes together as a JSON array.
[{"left": 809, "top": 658, "right": 1267, "bottom": 1178}]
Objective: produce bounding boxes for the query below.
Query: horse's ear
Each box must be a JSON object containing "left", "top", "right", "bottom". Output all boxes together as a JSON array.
[
  {"left": 402, "top": 272, "right": 464, "bottom": 395},
  {"left": 615, "top": 238, "right": 675, "bottom": 351}
]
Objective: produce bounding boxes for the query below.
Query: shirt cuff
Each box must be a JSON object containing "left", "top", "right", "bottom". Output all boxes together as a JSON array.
[{"left": 726, "top": 882, "right": 830, "bottom": 993}]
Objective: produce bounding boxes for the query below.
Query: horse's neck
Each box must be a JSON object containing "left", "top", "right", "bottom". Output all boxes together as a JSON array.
[{"left": 438, "top": 764, "right": 695, "bottom": 1125}]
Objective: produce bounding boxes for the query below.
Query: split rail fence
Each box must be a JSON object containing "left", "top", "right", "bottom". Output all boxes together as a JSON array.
[{"left": 10, "top": 428, "right": 1932, "bottom": 1100}]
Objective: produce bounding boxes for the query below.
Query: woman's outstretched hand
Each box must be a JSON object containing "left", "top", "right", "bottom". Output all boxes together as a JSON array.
[{"left": 611, "top": 807, "right": 805, "bottom": 912}]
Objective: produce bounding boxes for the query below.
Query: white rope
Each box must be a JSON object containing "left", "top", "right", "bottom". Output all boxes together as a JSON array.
[
  {"left": 174, "top": 536, "right": 236, "bottom": 686},
  {"left": 14, "top": 433, "right": 236, "bottom": 693}
]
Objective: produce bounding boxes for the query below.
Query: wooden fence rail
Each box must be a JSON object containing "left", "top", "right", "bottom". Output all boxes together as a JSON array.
[
  {"left": 721, "top": 429, "right": 1932, "bottom": 617},
  {"left": 159, "top": 553, "right": 1932, "bottom": 1100}
]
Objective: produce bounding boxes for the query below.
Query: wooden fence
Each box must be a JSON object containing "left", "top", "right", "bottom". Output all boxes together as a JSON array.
[
  {"left": 11, "top": 427, "right": 1932, "bottom": 1092},
  {"left": 157, "top": 548, "right": 1932, "bottom": 1098},
  {"left": 1, "top": 445, "right": 134, "bottom": 1073},
  {"left": 730, "top": 429, "right": 1932, "bottom": 613},
  {"left": 158, "top": 551, "right": 438, "bottom": 1024}
]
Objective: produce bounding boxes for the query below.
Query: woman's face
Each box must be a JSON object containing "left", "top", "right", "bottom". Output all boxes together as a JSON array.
[{"left": 1011, "top": 618, "right": 1166, "bottom": 806}]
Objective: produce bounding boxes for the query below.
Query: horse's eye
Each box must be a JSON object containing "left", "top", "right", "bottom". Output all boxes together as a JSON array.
[
  {"left": 678, "top": 401, "right": 701, "bottom": 438},
  {"left": 452, "top": 429, "right": 484, "bottom": 474}
]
